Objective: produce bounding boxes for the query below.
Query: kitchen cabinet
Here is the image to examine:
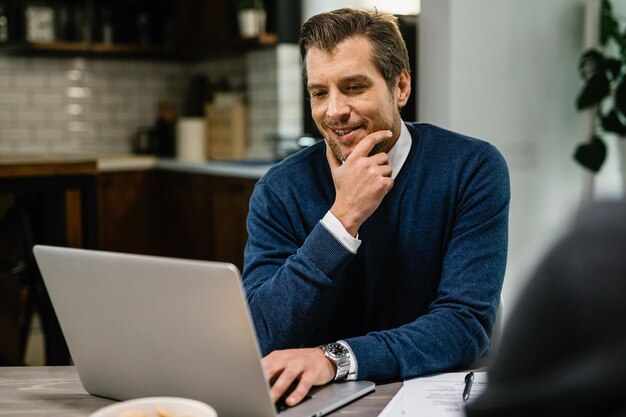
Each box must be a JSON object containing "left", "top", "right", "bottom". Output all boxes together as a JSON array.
[
  {"left": 209, "top": 175, "right": 255, "bottom": 269},
  {"left": 0, "top": 0, "right": 175, "bottom": 56},
  {"left": 155, "top": 170, "right": 213, "bottom": 261},
  {"left": 98, "top": 170, "right": 159, "bottom": 256},
  {"left": 0, "top": 0, "right": 298, "bottom": 58},
  {"left": 98, "top": 169, "right": 256, "bottom": 272}
]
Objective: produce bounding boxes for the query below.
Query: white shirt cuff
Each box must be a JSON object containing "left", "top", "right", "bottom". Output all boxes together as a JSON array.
[
  {"left": 337, "top": 340, "right": 358, "bottom": 380},
  {"left": 320, "top": 211, "right": 362, "bottom": 254}
]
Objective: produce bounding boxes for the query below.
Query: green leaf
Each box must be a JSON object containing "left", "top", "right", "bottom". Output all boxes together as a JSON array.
[
  {"left": 615, "top": 78, "right": 626, "bottom": 114},
  {"left": 578, "top": 49, "right": 605, "bottom": 81},
  {"left": 601, "top": 110, "right": 626, "bottom": 135},
  {"left": 574, "top": 135, "right": 607, "bottom": 172},
  {"left": 600, "top": 0, "right": 620, "bottom": 46},
  {"left": 576, "top": 73, "right": 610, "bottom": 110},
  {"left": 605, "top": 58, "right": 622, "bottom": 80}
]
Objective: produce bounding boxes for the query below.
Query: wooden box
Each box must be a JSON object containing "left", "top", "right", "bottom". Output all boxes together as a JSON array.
[{"left": 205, "top": 96, "right": 248, "bottom": 160}]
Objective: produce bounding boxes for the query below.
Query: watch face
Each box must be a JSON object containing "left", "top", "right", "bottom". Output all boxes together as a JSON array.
[{"left": 326, "top": 343, "right": 349, "bottom": 357}]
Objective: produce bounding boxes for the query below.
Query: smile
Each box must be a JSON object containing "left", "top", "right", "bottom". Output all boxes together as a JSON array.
[{"left": 332, "top": 126, "right": 361, "bottom": 137}]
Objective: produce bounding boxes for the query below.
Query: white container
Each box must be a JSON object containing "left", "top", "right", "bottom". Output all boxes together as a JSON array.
[
  {"left": 89, "top": 397, "right": 217, "bottom": 417},
  {"left": 176, "top": 117, "right": 206, "bottom": 163},
  {"left": 238, "top": 9, "right": 266, "bottom": 38}
]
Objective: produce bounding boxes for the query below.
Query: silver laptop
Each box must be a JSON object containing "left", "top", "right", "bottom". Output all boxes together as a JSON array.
[{"left": 33, "top": 245, "right": 374, "bottom": 417}]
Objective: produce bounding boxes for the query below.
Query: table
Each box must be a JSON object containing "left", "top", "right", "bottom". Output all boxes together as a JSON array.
[
  {"left": 0, "top": 366, "right": 402, "bottom": 416},
  {"left": 0, "top": 154, "right": 99, "bottom": 365}
]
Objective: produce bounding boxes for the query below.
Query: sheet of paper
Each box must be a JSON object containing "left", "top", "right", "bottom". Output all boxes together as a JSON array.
[
  {"left": 403, "top": 371, "right": 487, "bottom": 416},
  {"left": 378, "top": 371, "right": 487, "bottom": 417}
]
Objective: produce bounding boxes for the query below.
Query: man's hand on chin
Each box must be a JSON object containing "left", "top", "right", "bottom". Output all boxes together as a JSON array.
[{"left": 262, "top": 347, "right": 336, "bottom": 407}]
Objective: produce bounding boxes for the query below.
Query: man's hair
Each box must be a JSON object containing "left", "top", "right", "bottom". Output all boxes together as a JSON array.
[{"left": 299, "top": 8, "right": 410, "bottom": 90}]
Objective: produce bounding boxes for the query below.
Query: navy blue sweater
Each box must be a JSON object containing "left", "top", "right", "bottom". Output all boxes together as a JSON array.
[{"left": 243, "top": 123, "right": 510, "bottom": 381}]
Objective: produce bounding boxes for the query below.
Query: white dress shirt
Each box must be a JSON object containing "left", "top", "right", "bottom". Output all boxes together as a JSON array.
[{"left": 320, "top": 122, "right": 412, "bottom": 253}]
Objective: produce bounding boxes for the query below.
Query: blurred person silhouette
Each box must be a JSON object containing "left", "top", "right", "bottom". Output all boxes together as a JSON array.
[{"left": 465, "top": 200, "right": 626, "bottom": 417}]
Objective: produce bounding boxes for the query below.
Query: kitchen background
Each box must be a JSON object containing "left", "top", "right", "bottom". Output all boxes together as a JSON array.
[
  {"left": 0, "top": 0, "right": 419, "bottom": 366},
  {"left": 2, "top": 0, "right": 625, "bottom": 366}
]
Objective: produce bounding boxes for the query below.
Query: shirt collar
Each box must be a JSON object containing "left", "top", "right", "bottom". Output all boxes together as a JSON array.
[{"left": 387, "top": 121, "right": 412, "bottom": 180}]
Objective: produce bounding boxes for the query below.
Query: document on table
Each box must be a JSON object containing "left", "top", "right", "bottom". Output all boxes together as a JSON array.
[{"left": 378, "top": 371, "right": 487, "bottom": 417}]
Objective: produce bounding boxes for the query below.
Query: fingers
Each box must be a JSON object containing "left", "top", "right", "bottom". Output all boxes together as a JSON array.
[
  {"left": 286, "top": 375, "right": 315, "bottom": 406},
  {"left": 348, "top": 129, "right": 392, "bottom": 160},
  {"left": 262, "top": 348, "right": 335, "bottom": 407},
  {"left": 270, "top": 369, "right": 302, "bottom": 405},
  {"left": 269, "top": 370, "right": 315, "bottom": 407}
]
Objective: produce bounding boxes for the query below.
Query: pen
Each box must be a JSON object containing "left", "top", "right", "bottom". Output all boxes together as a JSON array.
[{"left": 463, "top": 371, "right": 474, "bottom": 402}]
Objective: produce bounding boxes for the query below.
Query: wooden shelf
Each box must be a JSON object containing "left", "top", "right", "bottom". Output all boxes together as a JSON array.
[{"left": 0, "top": 41, "right": 177, "bottom": 58}]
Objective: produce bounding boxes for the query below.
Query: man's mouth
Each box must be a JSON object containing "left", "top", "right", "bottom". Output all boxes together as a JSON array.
[{"left": 331, "top": 126, "right": 362, "bottom": 138}]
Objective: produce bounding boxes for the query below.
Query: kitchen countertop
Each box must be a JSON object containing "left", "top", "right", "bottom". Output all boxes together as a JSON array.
[{"left": 97, "top": 155, "right": 275, "bottom": 179}]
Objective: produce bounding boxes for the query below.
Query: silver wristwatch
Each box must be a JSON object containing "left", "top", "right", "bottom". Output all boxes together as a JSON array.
[{"left": 319, "top": 342, "right": 351, "bottom": 381}]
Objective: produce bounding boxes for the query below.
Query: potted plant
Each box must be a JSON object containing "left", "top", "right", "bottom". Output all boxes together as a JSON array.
[
  {"left": 574, "top": 0, "right": 626, "bottom": 173},
  {"left": 237, "top": 0, "right": 266, "bottom": 39}
]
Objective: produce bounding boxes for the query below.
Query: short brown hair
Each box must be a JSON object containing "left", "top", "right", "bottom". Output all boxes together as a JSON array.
[{"left": 299, "top": 8, "right": 410, "bottom": 90}]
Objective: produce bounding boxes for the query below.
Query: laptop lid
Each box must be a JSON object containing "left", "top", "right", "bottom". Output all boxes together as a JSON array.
[{"left": 33, "top": 245, "right": 374, "bottom": 417}]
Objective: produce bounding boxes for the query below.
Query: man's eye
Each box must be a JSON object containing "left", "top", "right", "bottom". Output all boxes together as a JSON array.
[
  {"left": 347, "top": 84, "right": 366, "bottom": 92},
  {"left": 310, "top": 91, "right": 326, "bottom": 99}
]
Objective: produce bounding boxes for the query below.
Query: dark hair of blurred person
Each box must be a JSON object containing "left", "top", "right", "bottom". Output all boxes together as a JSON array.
[{"left": 465, "top": 200, "right": 626, "bottom": 417}]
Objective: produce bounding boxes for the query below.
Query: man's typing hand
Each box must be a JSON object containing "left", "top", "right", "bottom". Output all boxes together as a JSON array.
[
  {"left": 262, "top": 347, "right": 335, "bottom": 407},
  {"left": 326, "top": 130, "right": 394, "bottom": 236}
]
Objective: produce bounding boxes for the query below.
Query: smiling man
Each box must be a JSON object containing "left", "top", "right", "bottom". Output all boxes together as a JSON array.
[{"left": 242, "top": 8, "right": 510, "bottom": 408}]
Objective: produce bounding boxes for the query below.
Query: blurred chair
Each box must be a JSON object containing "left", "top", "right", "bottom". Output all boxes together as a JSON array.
[{"left": 0, "top": 194, "right": 36, "bottom": 365}]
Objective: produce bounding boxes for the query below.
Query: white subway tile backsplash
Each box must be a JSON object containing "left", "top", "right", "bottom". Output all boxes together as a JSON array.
[
  {"left": 0, "top": 48, "right": 301, "bottom": 156},
  {"left": 34, "top": 126, "right": 65, "bottom": 141},
  {"left": 34, "top": 93, "right": 65, "bottom": 106},
  {"left": 0, "top": 128, "right": 32, "bottom": 141},
  {"left": 0, "top": 92, "right": 29, "bottom": 106},
  {"left": 0, "top": 74, "right": 13, "bottom": 88},
  {"left": 15, "top": 110, "right": 48, "bottom": 123},
  {"left": 0, "top": 58, "right": 28, "bottom": 70}
]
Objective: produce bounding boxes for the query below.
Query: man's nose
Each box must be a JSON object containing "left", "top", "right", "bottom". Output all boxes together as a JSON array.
[{"left": 326, "top": 91, "right": 350, "bottom": 120}]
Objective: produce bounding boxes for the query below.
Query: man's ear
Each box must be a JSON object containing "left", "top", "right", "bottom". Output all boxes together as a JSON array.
[{"left": 396, "top": 69, "right": 411, "bottom": 108}]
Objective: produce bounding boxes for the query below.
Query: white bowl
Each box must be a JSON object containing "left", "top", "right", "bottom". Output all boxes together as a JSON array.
[{"left": 89, "top": 397, "right": 217, "bottom": 417}]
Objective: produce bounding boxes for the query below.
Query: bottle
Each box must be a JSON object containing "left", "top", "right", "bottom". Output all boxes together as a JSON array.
[
  {"left": 154, "top": 100, "right": 176, "bottom": 157},
  {"left": 0, "top": 5, "right": 9, "bottom": 44},
  {"left": 101, "top": 6, "right": 113, "bottom": 44}
]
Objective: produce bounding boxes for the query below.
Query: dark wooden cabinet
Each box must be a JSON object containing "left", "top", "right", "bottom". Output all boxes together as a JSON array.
[
  {"left": 209, "top": 175, "right": 256, "bottom": 269},
  {"left": 98, "top": 170, "right": 159, "bottom": 255},
  {"left": 155, "top": 170, "right": 213, "bottom": 261},
  {"left": 98, "top": 169, "right": 256, "bottom": 271}
]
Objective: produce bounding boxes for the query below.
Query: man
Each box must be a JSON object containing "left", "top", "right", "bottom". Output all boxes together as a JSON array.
[{"left": 242, "top": 8, "right": 510, "bottom": 407}]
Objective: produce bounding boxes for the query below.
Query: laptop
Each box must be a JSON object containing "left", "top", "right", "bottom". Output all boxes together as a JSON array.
[{"left": 33, "top": 245, "right": 374, "bottom": 417}]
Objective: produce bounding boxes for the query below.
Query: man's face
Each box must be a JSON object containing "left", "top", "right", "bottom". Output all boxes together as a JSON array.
[{"left": 306, "top": 36, "right": 410, "bottom": 162}]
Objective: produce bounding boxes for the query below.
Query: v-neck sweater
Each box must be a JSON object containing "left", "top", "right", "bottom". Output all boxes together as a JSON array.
[{"left": 243, "top": 123, "right": 510, "bottom": 381}]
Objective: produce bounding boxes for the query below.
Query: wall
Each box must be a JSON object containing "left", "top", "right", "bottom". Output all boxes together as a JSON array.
[
  {"left": 419, "top": 0, "right": 595, "bottom": 310},
  {"left": 0, "top": 55, "right": 251, "bottom": 155},
  {"left": 246, "top": 44, "right": 303, "bottom": 159},
  {"left": 302, "top": 0, "right": 420, "bottom": 21}
]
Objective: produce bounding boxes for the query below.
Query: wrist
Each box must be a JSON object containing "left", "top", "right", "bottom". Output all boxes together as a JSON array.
[
  {"left": 319, "top": 343, "right": 352, "bottom": 381},
  {"left": 329, "top": 206, "right": 361, "bottom": 237}
]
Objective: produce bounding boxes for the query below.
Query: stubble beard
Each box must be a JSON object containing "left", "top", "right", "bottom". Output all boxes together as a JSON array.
[{"left": 326, "top": 136, "right": 389, "bottom": 163}]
